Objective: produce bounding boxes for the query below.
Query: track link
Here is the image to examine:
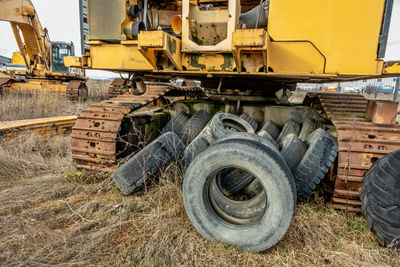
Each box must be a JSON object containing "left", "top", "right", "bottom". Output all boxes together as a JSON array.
[
  {"left": 66, "top": 80, "right": 88, "bottom": 101},
  {"left": 107, "top": 78, "right": 127, "bottom": 99},
  {"left": 305, "top": 92, "right": 400, "bottom": 209}
]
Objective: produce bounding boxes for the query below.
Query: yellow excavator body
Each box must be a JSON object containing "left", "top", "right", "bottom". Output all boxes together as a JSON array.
[
  {"left": 66, "top": 0, "right": 400, "bottom": 85},
  {"left": 0, "top": 0, "right": 87, "bottom": 100}
]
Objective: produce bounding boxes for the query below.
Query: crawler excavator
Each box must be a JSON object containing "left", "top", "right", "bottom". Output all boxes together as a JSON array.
[
  {"left": 66, "top": 0, "right": 400, "bottom": 250},
  {"left": 0, "top": 0, "right": 88, "bottom": 101}
]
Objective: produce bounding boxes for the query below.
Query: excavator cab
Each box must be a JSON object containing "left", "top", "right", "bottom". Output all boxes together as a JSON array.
[{"left": 50, "top": 42, "right": 75, "bottom": 74}]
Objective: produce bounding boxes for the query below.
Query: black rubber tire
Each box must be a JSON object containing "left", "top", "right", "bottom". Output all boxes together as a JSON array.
[
  {"left": 306, "top": 128, "right": 336, "bottom": 146},
  {"left": 240, "top": 113, "right": 258, "bottom": 131},
  {"left": 298, "top": 118, "right": 322, "bottom": 142},
  {"left": 243, "top": 178, "right": 263, "bottom": 196},
  {"left": 294, "top": 129, "right": 338, "bottom": 202},
  {"left": 258, "top": 130, "right": 279, "bottom": 150},
  {"left": 113, "top": 132, "right": 185, "bottom": 195},
  {"left": 181, "top": 110, "right": 211, "bottom": 145},
  {"left": 210, "top": 177, "right": 266, "bottom": 220},
  {"left": 212, "top": 132, "right": 296, "bottom": 203},
  {"left": 183, "top": 141, "right": 296, "bottom": 252},
  {"left": 280, "top": 134, "right": 307, "bottom": 171},
  {"left": 276, "top": 119, "right": 301, "bottom": 146},
  {"left": 182, "top": 136, "right": 210, "bottom": 169},
  {"left": 210, "top": 112, "right": 255, "bottom": 139},
  {"left": 360, "top": 150, "right": 400, "bottom": 248},
  {"left": 160, "top": 110, "right": 190, "bottom": 138},
  {"left": 216, "top": 131, "right": 280, "bottom": 196},
  {"left": 259, "top": 120, "right": 280, "bottom": 140},
  {"left": 217, "top": 168, "right": 255, "bottom": 196}
]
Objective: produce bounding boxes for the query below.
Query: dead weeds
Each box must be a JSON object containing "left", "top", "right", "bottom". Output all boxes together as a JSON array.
[
  {"left": 0, "top": 135, "right": 399, "bottom": 266},
  {"left": 0, "top": 79, "right": 110, "bottom": 121}
]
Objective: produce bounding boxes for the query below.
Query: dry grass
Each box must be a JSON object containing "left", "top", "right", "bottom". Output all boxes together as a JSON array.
[
  {"left": 0, "top": 79, "right": 110, "bottom": 121},
  {"left": 0, "top": 134, "right": 399, "bottom": 266}
]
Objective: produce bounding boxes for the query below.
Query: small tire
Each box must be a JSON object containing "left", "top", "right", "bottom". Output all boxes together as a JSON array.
[
  {"left": 216, "top": 132, "right": 280, "bottom": 196},
  {"left": 182, "top": 136, "right": 210, "bottom": 169},
  {"left": 243, "top": 178, "right": 263, "bottom": 196},
  {"left": 210, "top": 112, "right": 255, "bottom": 139},
  {"left": 217, "top": 168, "right": 255, "bottom": 196},
  {"left": 294, "top": 129, "right": 338, "bottom": 202},
  {"left": 257, "top": 130, "right": 279, "bottom": 150},
  {"left": 160, "top": 110, "right": 190, "bottom": 138},
  {"left": 210, "top": 177, "right": 266, "bottom": 220},
  {"left": 181, "top": 110, "right": 211, "bottom": 145},
  {"left": 183, "top": 141, "right": 296, "bottom": 252},
  {"left": 113, "top": 132, "right": 185, "bottom": 195},
  {"left": 360, "top": 150, "right": 400, "bottom": 248},
  {"left": 240, "top": 113, "right": 258, "bottom": 131},
  {"left": 298, "top": 118, "right": 322, "bottom": 142},
  {"left": 259, "top": 120, "right": 280, "bottom": 140},
  {"left": 213, "top": 132, "right": 296, "bottom": 203},
  {"left": 280, "top": 134, "right": 307, "bottom": 171},
  {"left": 276, "top": 119, "right": 301, "bottom": 146}
]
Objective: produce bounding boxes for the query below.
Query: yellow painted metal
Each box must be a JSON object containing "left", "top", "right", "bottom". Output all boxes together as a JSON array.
[
  {"left": 0, "top": 0, "right": 85, "bottom": 97},
  {"left": 84, "top": 43, "right": 153, "bottom": 71},
  {"left": 65, "top": 0, "right": 400, "bottom": 81},
  {"left": 11, "top": 52, "right": 25, "bottom": 65},
  {"left": 5, "top": 80, "right": 68, "bottom": 94},
  {"left": 268, "top": 41, "right": 325, "bottom": 74},
  {"left": 0, "top": 116, "right": 77, "bottom": 141},
  {"left": 384, "top": 62, "right": 400, "bottom": 74},
  {"left": 139, "top": 31, "right": 183, "bottom": 71},
  {"left": 268, "top": 0, "right": 385, "bottom": 75}
]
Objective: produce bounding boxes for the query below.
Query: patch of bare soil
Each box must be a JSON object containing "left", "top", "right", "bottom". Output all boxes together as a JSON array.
[{"left": 0, "top": 134, "right": 399, "bottom": 266}]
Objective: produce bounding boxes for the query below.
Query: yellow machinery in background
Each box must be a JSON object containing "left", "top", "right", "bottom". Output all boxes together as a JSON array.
[{"left": 0, "top": 0, "right": 88, "bottom": 101}]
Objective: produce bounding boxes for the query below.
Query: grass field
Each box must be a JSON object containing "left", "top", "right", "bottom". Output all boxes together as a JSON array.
[{"left": 0, "top": 86, "right": 399, "bottom": 266}]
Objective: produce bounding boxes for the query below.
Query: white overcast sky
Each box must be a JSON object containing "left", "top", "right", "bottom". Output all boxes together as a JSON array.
[{"left": 0, "top": 0, "right": 400, "bottom": 78}]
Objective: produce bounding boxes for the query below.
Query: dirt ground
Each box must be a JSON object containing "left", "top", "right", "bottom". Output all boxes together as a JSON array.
[{"left": 0, "top": 87, "right": 399, "bottom": 266}]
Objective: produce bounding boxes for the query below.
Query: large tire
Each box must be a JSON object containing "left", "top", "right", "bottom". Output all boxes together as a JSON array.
[
  {"left": 210, "top": 112, "right": 255, "bottom": 139},
  {"left": 181, "top": 110, "right": 211, "bottom": 145},
  {"left": 276, "top": 119, "right": 301, "bottom": 146},
  {"left": 113, "top": 132, "right": 185, "bottom": 195},
  {"left": 183, "top": 142, "right": 296, "bottom": 252},
  {"left": 280, "top": 134, "right": 307, "bottom": 171},
  {"left": 259, "top": 120, "right": 280, "bottom": 140},
  {"left": 293, "top": 129, "right": 338, "bottom": 202},
  {"left": 240, "top": 113, "right": 258, "bottom": 131},
  {"left": 360, "top": 150, "right": 400, "bottom": 248},
  {"left": 160, "top": 110, "right": 190, "bottom": 138}
]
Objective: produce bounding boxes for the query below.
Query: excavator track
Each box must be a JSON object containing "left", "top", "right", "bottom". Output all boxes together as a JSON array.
[
  {"left": 305, "top": 92, "right": 400, "bottom": 210},
  {"left": 107, "top": 78, "right": 127, "bottom": 99},
  {"left": 72, "top": 84, "right": 203, "bottom": 172},
  {"left": 66, "top": 80, "right": 88, "bottom": 101}
]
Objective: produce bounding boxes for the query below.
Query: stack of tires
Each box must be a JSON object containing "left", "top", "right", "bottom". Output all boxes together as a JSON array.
[{"left": 113, "top": 110, "right": 339, "bottom": 252}]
